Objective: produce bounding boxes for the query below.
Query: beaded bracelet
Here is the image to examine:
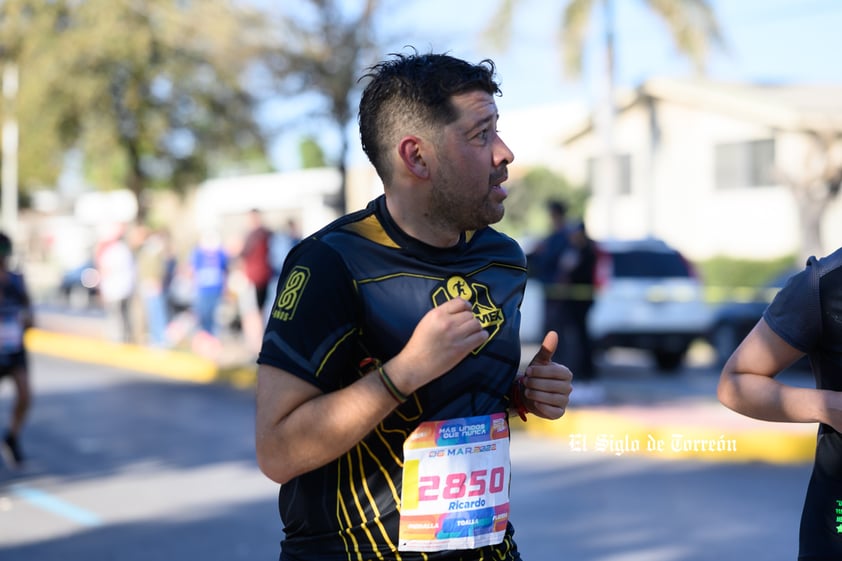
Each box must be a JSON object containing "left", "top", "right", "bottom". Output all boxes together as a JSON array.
[
  {"left": 378, "top": 366, "right": 409, "bottom": 404},
  {"left": 510, "top": 377, "right": 529, "bottom": 422}
]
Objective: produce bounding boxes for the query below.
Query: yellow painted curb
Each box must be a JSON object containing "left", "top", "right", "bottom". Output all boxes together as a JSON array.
[
  {"left": 23, "top": 327, "right": 819, "bottom": 466},
  {"left": 517, "top": 410, "right": 817, "bottom": 464},
  {"left": 25, "top": 328, "right": 218, "bottom": 384},
  {"left": 216, "top": 364, "right": 258, "bottom": 390}
]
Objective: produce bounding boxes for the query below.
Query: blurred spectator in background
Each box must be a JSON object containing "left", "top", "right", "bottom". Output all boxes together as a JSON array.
[
  {"left": 189, "top": 230, "right": 228, "bottom": 340},
  {"left": 527, "top": 200, "right": 570, "bottom": 338},
  {"left": 162, "top": 233, "right": 179, "bottom": 319},
  {"left": 266, "top": 218, "right": 302, "bottom": 317},
  {"left": 240, "top": 209, "right": 273, "bottom": 312},
  {"left": 0, "top": 231, "right": 34, "bottom": 468},
  {"left": 239, "top": 209, "right": 273, "bottom": 353},
  {"left": 95, "top": 223, "right": 136, "bottom": 343},
  {"left": 136, "top": 228, "right": 171, "bottom": 347},
  {"left": 559, "top": 221, "right": 603, "bottom": 403}
]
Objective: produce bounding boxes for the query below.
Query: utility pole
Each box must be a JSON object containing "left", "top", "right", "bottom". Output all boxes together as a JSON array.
[
  {"left": 594, "top": 0, "right": 617, "bottom": 239},
  {"left": 1, "top": 60, "right": 18, "bottom": 236}
]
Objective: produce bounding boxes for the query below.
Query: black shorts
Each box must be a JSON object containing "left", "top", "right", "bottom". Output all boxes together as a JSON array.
[
  {"left": 799, "top": 428, "right": 842, "bottom": 560},
  {"left": 0, "top": 350, "right": 27, "bottom": 379}
]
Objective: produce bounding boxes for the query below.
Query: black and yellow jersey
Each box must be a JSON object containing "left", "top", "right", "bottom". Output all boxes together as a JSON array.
[{"left": 258, "top": 195, "right": 528, "bottom": 561}]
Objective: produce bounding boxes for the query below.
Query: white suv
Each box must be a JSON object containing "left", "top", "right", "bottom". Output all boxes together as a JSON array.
[{"left": 586, "top": 238, "right": 713, "bottom": 372}]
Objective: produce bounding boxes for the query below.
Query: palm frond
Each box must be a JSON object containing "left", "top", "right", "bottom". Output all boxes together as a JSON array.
[
  {"left": 561, "top": 0, "right": 596, "bottom": 78},
  {"left": 481, "top": 0, "right": 516, "bottom": 52},
  {"left": 647, "top": 0, "right": 726, "bottom": 75}
]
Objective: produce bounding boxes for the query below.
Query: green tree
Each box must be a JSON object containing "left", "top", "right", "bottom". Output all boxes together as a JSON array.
[
  {"left": 5, "top": 1, "right": 272, "bottom": 220},
  {"left": 298, "top": 136, "right": 327, "bottom": 169},
  {"left": 257, "top": 0, "right": 382, "bottom": 214},
  {"left": 496, "top": 166, "right": 586, "bottom": 239},
  {"left": 0, "top": 1, "right": 67, "bottom": 192}
]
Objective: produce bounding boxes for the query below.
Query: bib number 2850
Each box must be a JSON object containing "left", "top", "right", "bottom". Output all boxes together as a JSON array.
[{"left": 418, "top": 467, "right": 506, "bottom": 501}]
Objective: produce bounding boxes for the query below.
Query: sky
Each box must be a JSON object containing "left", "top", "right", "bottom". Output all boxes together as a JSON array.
[{"left": 266, "top": 0, "right": 842, "bottom": 171}]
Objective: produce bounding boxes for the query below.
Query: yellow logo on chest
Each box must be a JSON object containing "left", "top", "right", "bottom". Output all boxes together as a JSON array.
[{"left": 432, "top": 275, "right": 504, "bottom": 353}]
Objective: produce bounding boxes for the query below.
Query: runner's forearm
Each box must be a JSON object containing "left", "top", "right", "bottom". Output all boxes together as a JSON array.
[
  {"left": 718, "top": 370, "right": 827, "bottom": 424},
  {"left": 255, "top": 365, "right": 406, "bottom": 484}
]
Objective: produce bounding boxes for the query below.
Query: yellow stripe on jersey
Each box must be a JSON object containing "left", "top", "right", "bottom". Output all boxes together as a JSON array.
[
  {"left": 402, "top": 459, "right": 420, "bottom": 511},
  {"left": 345, "top": 215, "right": 400, "bottom": 248}
]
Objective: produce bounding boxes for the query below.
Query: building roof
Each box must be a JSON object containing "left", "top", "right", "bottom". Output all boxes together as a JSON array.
[
  {"left": 564, "top": 78, "right": 842, "bottom": 143},
  {"left": 643, "top": 78, "right": 842, "bottom": 131}
]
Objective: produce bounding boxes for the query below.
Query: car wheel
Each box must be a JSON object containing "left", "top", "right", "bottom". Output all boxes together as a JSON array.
[
  {"left": 653, "top": 349, "right": 685, "bottom": 372},
  {"left": 711, "top": 323, "right": 739, "bottom": 366}
]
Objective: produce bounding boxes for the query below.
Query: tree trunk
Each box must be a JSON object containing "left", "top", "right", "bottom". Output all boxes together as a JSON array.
[
  {"left": 778, "top": 131, "right": 842, "bottom": 261},
  {"left": 794, "top": 192, "right": 826, "bottom": 261},
  {"left": 336, "top": 133, "right": 350, "bottom": 215},
  {"left": 126, "top": 141, "right": 147, "bottom": 224}
]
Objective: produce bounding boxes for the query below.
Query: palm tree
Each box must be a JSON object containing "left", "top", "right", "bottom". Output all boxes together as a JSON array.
[
  {"left": 486, "top": 0, "right": 724, "bottom": 234},
  {"left": 487, "top": 0, "right": 723, "bottom": 90}
]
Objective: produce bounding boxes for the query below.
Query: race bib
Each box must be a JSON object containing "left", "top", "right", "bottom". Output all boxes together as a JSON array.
[{"left": 399, "top": 413, "right": 511, "bottom": 552}]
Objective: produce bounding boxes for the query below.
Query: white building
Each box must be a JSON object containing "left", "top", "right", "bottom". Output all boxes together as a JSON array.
[
  {"left": 192, "top": 78, "right": 842, "bottom": 263},
  {"left": 553, "top": 78, "right": 842, "bottom": 261},
  {"left": 192, "top": 167, "right": 343, "bottom": 238}
]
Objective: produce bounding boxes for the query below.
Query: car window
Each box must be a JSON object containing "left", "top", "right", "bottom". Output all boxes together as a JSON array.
[{"left": 610, "top": 250, "right": 690, "bottom": 278}]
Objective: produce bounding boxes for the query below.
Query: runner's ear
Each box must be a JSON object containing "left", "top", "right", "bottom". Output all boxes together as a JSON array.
[{"left": 397, "top": 135, "right": 429, "bottom": 180}]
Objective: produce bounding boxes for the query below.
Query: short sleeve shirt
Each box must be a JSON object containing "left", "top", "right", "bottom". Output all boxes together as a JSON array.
[
  {"left": 0, "top": 271, "right": 29, "bottom": 356},
  {"left": 763, "top": 247, "right": 842, "bottom": 392},
  {"left": 258, "top": 196, "right": 528, "bottom": 561}
]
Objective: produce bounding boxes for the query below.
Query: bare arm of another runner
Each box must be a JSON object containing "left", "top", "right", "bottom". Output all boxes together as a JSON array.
[{"left": 717, "top": 318, "right": 842, "bottom": 430}]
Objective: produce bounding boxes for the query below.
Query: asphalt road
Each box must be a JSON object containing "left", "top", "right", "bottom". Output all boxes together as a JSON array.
[{"left": 0, "top": 350, "right": 814, "bottom": 561}]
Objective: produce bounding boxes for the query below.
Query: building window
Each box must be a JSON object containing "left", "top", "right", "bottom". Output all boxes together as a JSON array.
[
  {"left": 715, "top": 139, "right": 775, "bottom": 189},
  {"left": 587, "top": 153, "right": 632, "bottom": 195}
]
